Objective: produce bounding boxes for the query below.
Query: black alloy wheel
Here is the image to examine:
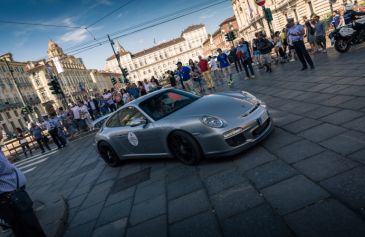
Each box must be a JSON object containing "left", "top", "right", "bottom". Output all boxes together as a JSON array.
[
  {"left": 98, "top": 142, "right": 121, "bottom": 167},
  {"left": 168, "top": 131, "right": 203, "bottom": 165}
]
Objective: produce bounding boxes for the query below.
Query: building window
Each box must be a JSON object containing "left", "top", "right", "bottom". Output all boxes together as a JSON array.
[
  {"left": 6, "top": 112, "right": 11, "bottom": 119},
  {"left": 14, "top": 110, "right": 18, "bottom": 117},
  {"left": 0, "top": 113, "right": 3, "bottom": 121}
]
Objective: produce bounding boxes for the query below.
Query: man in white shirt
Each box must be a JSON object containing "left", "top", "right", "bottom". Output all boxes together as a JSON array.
[
  {"left": 103, "top": 89, "right": 116, "bottom": 112},
  {"left": 287, "top": 18, "right": 314, "bottom": 70}
]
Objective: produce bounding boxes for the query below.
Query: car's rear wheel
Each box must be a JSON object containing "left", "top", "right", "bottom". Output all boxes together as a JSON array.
[
  {"left": 168, "top": 131, "right": 203, "bottom": 165},
  {"left": 98, "top": 142, "right": 121, "bottom": 167}
]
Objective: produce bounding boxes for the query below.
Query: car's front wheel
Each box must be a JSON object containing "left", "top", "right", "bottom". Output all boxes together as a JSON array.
[
  {"left": 98, "top": 142, "right": 121, "bottom": 167},
  {"left": 168, "top": 131, "right": 203, "bottom": 165}
]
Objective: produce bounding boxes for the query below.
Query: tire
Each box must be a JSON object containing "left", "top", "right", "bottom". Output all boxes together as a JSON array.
[
  {"left": 168, "top": 131, "right": 204, "bottom": 165},
  {"left": 98, "top": 141, "right": 121, "bottom": 167},
  {"left": 334, "top": 38, "right": 350, "bottom": 53}
]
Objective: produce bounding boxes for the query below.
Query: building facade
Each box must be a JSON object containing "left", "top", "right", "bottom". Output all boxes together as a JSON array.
[
  {"left": 89, "top": 70, "right": 121, "bottom": 92},
  {"left": 104, "top": 24, "right": 208, "bottom": 82},
  {"left": 203, "top": 16, "right": 239, "bottom": 56},
  {"left": 232, "top": 0, "right": 364, "bottom": 42},
  {"left": 0, "top": 53, "right": 43, "bottom": 135},
  {"left": 27, "top": 40, "right": 96, "bottom": 110}
]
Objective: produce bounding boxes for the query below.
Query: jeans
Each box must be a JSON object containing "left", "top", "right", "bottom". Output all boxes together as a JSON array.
[
  {"left": 316, "top": 35, "right": 326, "bottom": 50},
  {"left": 36, "top": 138, "right": 50, "bottom": 152},
  {"left": 49, "top": 128, "right": 65, "bottom": 148},
  {"left": 293, "top": 40, "right": 314, "bottom": 68}
]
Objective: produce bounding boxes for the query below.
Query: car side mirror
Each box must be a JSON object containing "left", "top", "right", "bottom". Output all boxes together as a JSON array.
[{"left": 129, "top": 117, "right": 147, "bottom": 127}]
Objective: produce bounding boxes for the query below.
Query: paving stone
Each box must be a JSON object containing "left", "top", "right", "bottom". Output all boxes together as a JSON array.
[
  {"left": 68, "top": 193, "right": 87, "bottom": 209},
  {"left": 167, "top": 174, "right": 203, "bottom": 200},
  {"left": 126, "top": 215, "right": 167, "bottom": 237},
  {"left": 285, "top": 199, "right": 365, "bottom": 237},
  {"left": 130, "top": 194, "right": 166, "bottom": 226},
  {"left": 262, "top": 128, "right": 302, "bottom": 151},
  {"left": 64, "top": 221, "right": 96, "bottom": 237},
  {"left": 262, "top": 175, "right": 330, "bottom": 215},
  {"left": 223, "top": 204, "right": 293, "bottom": 237},
  {"left": 290, "top": 103, "right": 320, "bottom": 115},
  {"left": 104, "top": 186, "right": 135, "bottom": 207},
  {"left": 211, "top": 184, "right": 264, "bottom": 220},
  {"left": 134, "top": 180, "right": 165, "bottom": 204},
  {"left": 111, "top": 168, "right": 151, "bottom": 194},
  {"left": 92, "top": 218, "right": 127, "bottom": 237},
  {"left": 79, "top": 188, "right": 109, "bottom": 210},
  {"left": 305, "top": 83, "right": 332, "bottom": 92},
  {"left": 198, "top": 160, "right": 235, "bottom": 178},
  {"left": 293, "top": 151, "right": 359, "bottom": 181},
  {"left": 246, "top": 160, "right": 298, "bottom": 189},
  {"left": 305, "top": 106, "right": 340, "bottom": 119},
  {"left": 275, "top": 139, "right": 325, "bottom": 164},
  {"left": 320, "top": 131, "right": 365, "bottom": 156},
  {"left": 321, "top": 166, "right": 365, "bottom": 210},
  {"left": 343, "top": 116, "right": 365, "bottom": 133},
  {"left": 166, "top": 165, "right": 198, "bottom": 183},
  {"left": 320, "top": 95, "right": 355, "bottom": 107},
  {"left": 96, "top": 198, "right": 132, "bottom": 227},
  {"left": 299, "top": 123, "right": 346, "bottom": 143},
  {"left": 203, "top": 169, "right": 247, "bottom": 196},
  {"left": 339, "top": 97, "right": 365, "bottom": 110},
  {"left": 348, "top": 148, "right": 365, "bottom": 165},
  {"left": 270, "top": 111, "right": 302, "bottom": 127},
  {"left": 283, "top": 118, "right": 322, "bottom": 134},
  {"left": 320, "top": 109, "right": 363, "bottom": 125},
  {"left": 169, "top": 211, "right": 221, "bottom": 237},
  {"left": 234, "top": 146, "right": 276, "bottom": 172},
  {"left": 321, "top": 84, "right": 350, "bottom": 94},
  {"left": 70, "top": 202, "right": 104, "bottom": 228},
  {"left": 168, "top": 189, "right": 210, "bottom": 223}
]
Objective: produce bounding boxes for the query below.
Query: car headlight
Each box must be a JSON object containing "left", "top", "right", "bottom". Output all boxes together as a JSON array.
[
  {"left": 201, "top": 116, "right": 225, "bottom": 128},
  {"left": 241, "top": 91, "right": 262, "bottom": 105}
]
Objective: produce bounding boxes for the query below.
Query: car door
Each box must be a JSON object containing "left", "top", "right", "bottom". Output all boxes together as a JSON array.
[{"left": 115, "top": 106, "right": 164, "bottom": 157}]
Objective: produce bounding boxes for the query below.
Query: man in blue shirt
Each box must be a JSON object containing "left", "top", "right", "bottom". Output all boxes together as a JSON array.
[
  {"left": 287, "top": 18, "right": 314, "bottom": 70},
  {"left": 236, "top": 38, "right": 255, "bottom": 79},
  {"left": 0, "top": 126, "right": 46, "bottom": 237},
  {"left": 176, "top": 62, "right": 194, "bottom": 91},
  {"left": 217, "top": 48, "right": 233, "bottom": 86}
]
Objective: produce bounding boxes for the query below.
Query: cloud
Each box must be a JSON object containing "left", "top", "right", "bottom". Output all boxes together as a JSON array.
[
  {"left": 138, "top": 39, "right": 144, "bottom": 44},
  {"left": 60, "top": 28, "right": 89, "bottom": 43},
  {"left": 62, "top": 17, "right": 75, "bottom": 27},
  {"left": 97, "top": 0, "right": 112, "bottom": 5},
  {"left": 200, "top": 11, "right": 217, "bottom": 19}
]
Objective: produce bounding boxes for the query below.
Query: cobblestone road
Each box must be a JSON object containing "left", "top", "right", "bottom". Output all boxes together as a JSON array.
[{"left": 23, "top": 46, "right": 365, "bottom": 237}]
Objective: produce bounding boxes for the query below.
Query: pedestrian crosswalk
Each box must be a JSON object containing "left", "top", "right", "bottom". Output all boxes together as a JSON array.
[{"left": 13, "top": 148, "right": 58, "bottom": 174}]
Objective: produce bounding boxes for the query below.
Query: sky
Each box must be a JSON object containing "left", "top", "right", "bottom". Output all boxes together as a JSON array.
[{"left": 0, "top": 0, "right": 234, "bottom": 70}]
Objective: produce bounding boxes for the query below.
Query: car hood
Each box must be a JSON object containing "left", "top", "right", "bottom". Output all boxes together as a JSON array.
[{"left": 168, "top": 94, "right": 256, "bottom": 120}]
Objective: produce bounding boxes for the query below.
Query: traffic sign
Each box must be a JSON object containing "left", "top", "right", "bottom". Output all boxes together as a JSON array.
[{"left": 255, "top": 0, "right": 265, "bottom": 6}]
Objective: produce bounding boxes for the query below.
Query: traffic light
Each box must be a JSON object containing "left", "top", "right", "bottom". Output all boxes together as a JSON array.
[
  {"left": 225, "top": 31, "right": 237, "bottom": 42},
  {"left": 111, "top": 77, "right": 117, "bottom": 85},
  {"left": 264, "top": 8, "right": 273, "bottom": 22},
  {"left": 122, "top": 68, "right": 129, "bottom": 78},
  {"left": 48, "top": 80, "right": 62, "bottom": 95}
]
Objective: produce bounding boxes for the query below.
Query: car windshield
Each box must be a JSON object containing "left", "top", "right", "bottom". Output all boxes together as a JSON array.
[{"left": 139, "top": 90, "right": 199, "bottom": 120}]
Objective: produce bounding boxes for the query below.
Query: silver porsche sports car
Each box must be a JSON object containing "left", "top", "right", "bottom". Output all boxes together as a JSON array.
[{"left": 95, "top": 88, "right": 273, "bottom": 166}]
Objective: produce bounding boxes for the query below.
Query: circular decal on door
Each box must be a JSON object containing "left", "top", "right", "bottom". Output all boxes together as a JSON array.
[{"left": 128, "top": 132, "right": 139, "bottom": 146}]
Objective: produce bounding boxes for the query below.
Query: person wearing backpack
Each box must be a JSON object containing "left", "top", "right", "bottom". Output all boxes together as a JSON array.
[{"left": 256, "top": 32, "right": 273, "bottom": 73}]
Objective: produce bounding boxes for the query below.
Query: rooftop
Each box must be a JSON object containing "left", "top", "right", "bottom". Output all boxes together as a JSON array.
[
  {"left": 219, "top": 16, "right": 236, "bottom": 27},
  {"left": 181, "top": 24, "right": 205, "bottom": 35}
]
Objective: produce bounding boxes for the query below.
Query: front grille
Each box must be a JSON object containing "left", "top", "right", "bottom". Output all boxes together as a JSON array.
[
  {"left": 252, "top": 118, "right": 270, "bottom": 136},
  {"left": 225, "top": 132, "right": 246, "bottom": 147}
]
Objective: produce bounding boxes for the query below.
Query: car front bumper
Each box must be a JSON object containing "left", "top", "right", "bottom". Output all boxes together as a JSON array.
[{"left": 196, "top": 106, "right": 274, "bottom": 158}]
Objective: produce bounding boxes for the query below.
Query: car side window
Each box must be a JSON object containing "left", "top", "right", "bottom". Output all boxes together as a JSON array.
[{"left": 106, "top": 107, "right": 145, "bottom": 127}]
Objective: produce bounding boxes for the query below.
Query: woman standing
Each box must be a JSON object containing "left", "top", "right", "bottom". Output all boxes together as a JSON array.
[
  {"left": 305, "top": 20, "right": 316, "bottom": 53},
  {"left": 188, "top": 59, "right": 204, "bottom": 93},
  {"left": 16, "top": 127, "right": 33, "bottom": 157}
]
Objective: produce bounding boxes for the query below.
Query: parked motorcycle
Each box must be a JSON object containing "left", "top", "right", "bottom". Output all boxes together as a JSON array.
[{"left": 329, "top": 16, "right": 365, "bottom": 53}]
